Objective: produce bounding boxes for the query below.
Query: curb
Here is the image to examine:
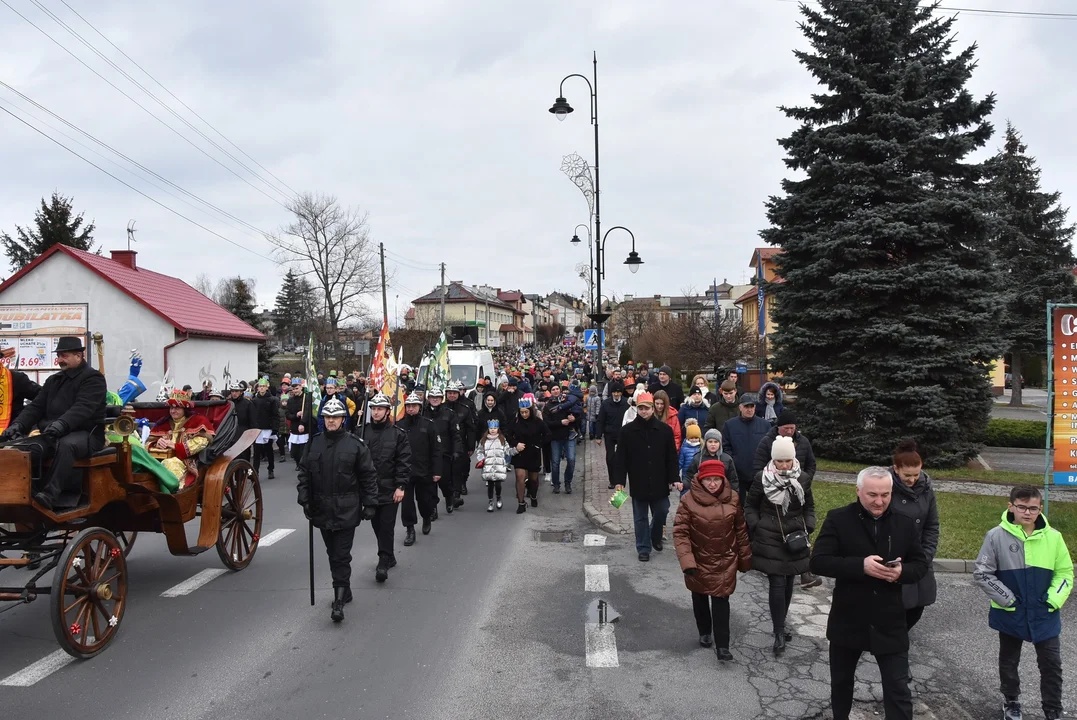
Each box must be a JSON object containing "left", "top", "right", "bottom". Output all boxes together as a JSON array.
[
  {"left": 580, "top": 443, "right": 629, "bottom": 535},
  {"left": 982, "top": 446, "right": 1045, "bottom": 456}
]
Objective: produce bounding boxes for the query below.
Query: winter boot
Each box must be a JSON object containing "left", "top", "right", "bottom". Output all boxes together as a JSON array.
[
  {"left": 773, "top": 629, "right": 786, "bottom": 656},
  {"left": 1003, "top": 699, "right": 1022, "bottom": 720},
  {"left": 496, "top": 497, "right": 503, "bottom": 510},
  {"left": 267, "top": 470, "right": 275, "bottom": 479},
  {"left": 422, "top": 518, "right": 432, "bottom": 535},
  {"left": 375, "top": 561, "right": 389, "bottom": 583},
  {"left": 487, "top": 500, "right": 494, "bottom": 512},
  {"left": 799, "top": 572, "right": 822, "bottom": 589},
  {"left": 699, "top": 634, "right": 713, "bottom": 648},
  {"left": 331, "top": 587, "right": 347, "bottom": 622},
  {"left": 453, "top": 494, "right": 464, "bottom": 509},
  {"left": 517, "top": 502, "right": 526, "bottom": 514},
  {"left": 460, "top": 484, "right": 468, "bottom": 496},
  {"left": 404, "top": 526, "right": 416, "bottom": 546},
  {"left": 716, "top": 648, "right": 733, "bottom": 662}
]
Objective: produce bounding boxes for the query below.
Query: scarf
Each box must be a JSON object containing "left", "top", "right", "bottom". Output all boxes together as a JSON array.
[
  {"left": 761, "top": 459, "right": 804, "bottom": 514},
  {"left": 765, "top": 398, "right": 777, "bottom": 422}
]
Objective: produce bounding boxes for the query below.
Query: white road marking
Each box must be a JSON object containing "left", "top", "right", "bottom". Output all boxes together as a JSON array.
[
  {"left": 161, "top": 568, "right": 228, "bottom": 597},
  {"left": 584, "top": 623, "right": 619, "bottom": 667},
  {"left": 257, "top": 528, "right": 295, "bottom": 547},
  {"left": 584, "top": 564, "right": 610, "bottom": 592},
  {"left": 583, "top": 534, "right": 606, "bottom": 546},
  {"left": 0, "top": 650, "right": 74, "bottom": 687}
]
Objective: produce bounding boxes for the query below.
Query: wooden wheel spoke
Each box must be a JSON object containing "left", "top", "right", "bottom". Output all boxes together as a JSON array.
[
  {"left": 64, "top": 595, "right": 88, "bottom": 615},
  {"left": 92, "top": 541, "right": 108, "bottom": 577},
  {"left": 97, "top": 554, "right": 115, "bottom": 581},
  {"left": 239, "top": 526, "right": 251, "bottom": 557},
  {"left": 72, "top": 602, "right": 91, "bottom": 646},
  {"left": 72, "top": 565, "right": 92, "bottom": 587},
  {"left": 98, "top": 572, "right": 122, "bottom": 586},
  {"left": 236, "top": 475, "right": 252, "bottom": 509},
  {"left": 89, "top": 602, "right": 101, "bottom": 642},
  {"left": 239, "top": 519, "right": 255, "bottom": 542}
]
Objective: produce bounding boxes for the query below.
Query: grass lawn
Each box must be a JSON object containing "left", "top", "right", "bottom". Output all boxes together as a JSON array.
[
  {"left": 811, "top": 482, "right": 1077, "bottom": 559},
  {"left": 815, "top": 458, "right": 1040, "bottom": 487}
]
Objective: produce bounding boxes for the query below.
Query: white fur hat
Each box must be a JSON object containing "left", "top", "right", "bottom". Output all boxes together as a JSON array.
[{"left": 771, "top": 435, "right": 796, "bottom": 462}]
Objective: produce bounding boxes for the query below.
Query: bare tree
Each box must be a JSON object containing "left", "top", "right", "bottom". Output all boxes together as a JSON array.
[
  {"left": 271, "top": 192, "right": 381, "bottom": 358},
  {"left": 193, "top": 272, "right": 215, "bottom": 298}
]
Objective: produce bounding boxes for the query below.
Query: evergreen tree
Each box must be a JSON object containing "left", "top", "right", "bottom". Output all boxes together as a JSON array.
[
  {"left": 985, "top": 123, "right": 1077, "bottom": 406},
  {"left": 223, "top": 277, "right": 276, "bottom": 376},
  {"left": 761, "top": 0, "right": 1002, "bottom": 466},
  {"left": 1, "top": 192, "right": 97, "bottom": 271},
  {"left": 273, "top": 269, "right": 301, "bottom": 343}
]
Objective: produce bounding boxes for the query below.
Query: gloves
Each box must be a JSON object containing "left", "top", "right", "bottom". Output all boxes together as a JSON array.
[
  {"left": 362, "top": 506, "right": 377, "bottom": 521},
  {"left": 43, "top": 419, "right": 68, "bottom": 440},
  {"left": 0, "top": 424, "right": 22, "bottom": 441},
  {"left": 683, "top": 567, "right": 697, "bottom": 576}
]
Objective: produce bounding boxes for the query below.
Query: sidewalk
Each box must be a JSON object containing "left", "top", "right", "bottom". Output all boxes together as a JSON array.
[{"left": 581, "top": 439, "right": 633, "bottom": 535}]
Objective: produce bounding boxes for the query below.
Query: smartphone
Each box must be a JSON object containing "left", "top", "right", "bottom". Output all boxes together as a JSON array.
[{"left": 884, "top": 559, "right": 901, "bottom": 568}]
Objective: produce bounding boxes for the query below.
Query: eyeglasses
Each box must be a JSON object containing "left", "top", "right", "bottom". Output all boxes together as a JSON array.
[{"left": 1012, "top": 504, "right": 1042, "bottom": 515}]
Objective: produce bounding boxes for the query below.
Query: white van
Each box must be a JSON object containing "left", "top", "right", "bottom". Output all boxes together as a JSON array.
[{"left": 417, "top": 344, "right": 495, "bottom": 396}]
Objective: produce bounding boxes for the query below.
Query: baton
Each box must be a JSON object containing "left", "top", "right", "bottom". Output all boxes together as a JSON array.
[{"left": 308, "top": 519, "right": 315, "bottom": 606}]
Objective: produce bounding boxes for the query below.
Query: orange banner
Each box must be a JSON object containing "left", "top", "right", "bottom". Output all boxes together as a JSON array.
[{"left": 1051, "top": 307, "right": 1077, "bottom": 485}]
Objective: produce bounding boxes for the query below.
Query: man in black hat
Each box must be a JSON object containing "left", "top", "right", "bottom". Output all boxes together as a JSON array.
[{"left": 0, "top": 336, "right": 107, "bottom": 509}]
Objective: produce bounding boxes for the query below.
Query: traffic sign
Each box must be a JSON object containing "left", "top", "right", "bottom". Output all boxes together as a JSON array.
[{"left": 583, "top": 329, "right": 599, "bottom": 350}]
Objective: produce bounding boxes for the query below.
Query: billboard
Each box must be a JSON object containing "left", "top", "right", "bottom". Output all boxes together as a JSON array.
[
  {"left": 0, "top": 303, "right": 89, "bottom": 381},
  {"left": 1051, "top": 306, "right": 1077, "bottom": 485}
]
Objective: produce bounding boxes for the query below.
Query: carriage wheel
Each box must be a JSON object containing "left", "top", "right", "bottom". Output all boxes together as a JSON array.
[
  {"left": 116, "top": 531, "right": 137, "bottom": 558},
  {"left": 50, "top": 527, "right": 127, "bottom": 659},
  {"left": 216, "top": 460, "right": 263, "bottom": 571}
]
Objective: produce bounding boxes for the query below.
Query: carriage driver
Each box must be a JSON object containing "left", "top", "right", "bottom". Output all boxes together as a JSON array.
[{"left": 0, "top": 336, "right": 107, "bottom": 510}]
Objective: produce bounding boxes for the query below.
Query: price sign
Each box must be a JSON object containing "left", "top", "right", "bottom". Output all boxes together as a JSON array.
[{"left": 18, "top": 337, "right": 53, "bottom": 370}]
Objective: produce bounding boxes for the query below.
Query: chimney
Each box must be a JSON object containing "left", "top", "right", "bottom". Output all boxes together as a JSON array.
[{"left": 111, "top": 249, "right": 137, "bottom": 269}]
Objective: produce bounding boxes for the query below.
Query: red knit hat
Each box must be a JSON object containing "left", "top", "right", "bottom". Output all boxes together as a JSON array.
[{"left": 697, "top": 459, "right": 726, "bottom": 480}]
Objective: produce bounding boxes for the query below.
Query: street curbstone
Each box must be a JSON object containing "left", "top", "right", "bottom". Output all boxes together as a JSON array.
[{"left": 933, "top": 559, "right": 966, "bottom": 573}]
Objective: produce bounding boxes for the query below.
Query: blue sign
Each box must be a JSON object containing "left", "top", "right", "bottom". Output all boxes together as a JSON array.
[{"left": 583, "top": 329, "right": 599, "bottom": 350}]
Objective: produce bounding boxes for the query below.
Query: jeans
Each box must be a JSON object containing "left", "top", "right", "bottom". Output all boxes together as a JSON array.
[
  {"left": 588, "top": 420, "right": 598, "bottom": 439},
  {"left": 550, "top": 439, "right": 576, "bottom": 489},
  {"left": 999, "top": 632, "right": 1063, "bottom": 716},
  {"left": 692, "top": 593, "right": 730, "bottom": 648},
  {"left": 631, "top": 495, "right": 670, "bottom": 554},
  {"left": 830, "top": 646, "right": 912, "bottom": 720}
]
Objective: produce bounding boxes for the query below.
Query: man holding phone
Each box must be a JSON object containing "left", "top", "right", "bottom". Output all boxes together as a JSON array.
[{"left": 810, "top": 466, "right": 928, "bottom": 720}]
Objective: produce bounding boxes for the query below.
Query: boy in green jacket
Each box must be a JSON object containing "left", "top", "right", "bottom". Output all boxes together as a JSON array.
[{"left": 973, "top": 485, "right": 1072, "bottom": 720}]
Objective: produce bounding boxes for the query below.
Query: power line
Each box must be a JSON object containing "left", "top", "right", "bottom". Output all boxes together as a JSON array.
[
  {"left": 0, "top": 80, "right": 275, "bottom": 243},
  {"left": 382, "top": 247, "right": 440, "bottom": 271},
  {"left": 0, "top": 104, "right": 277, "bottom": 262},
  {"left": 0, "top": 0, "right": 294, "bottom": 210},
  {"left": 774, "top": 0, "right": 1077, "bottom": 19},
  {"left": 57, "top": 0, "right": 299, "bottom": 198}
]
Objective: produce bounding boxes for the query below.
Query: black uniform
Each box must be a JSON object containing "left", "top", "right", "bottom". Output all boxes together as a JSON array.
[
  {"left": 10, "top": 361, "right": 106, "bottom": 507},
  {"left": 285, "top": 391, "right": 314, "bottom": 467},
  {"left": 297, "top": 427, "right": 379, "bottom": 590},
  {"left": 423, "top": 402, "right": 461, "bottom": 512},
  {"left": 447, "top": 396, "right": 477, "bottom": 499},
  {"left": 230, "top": 392, "right": 255, "bottom": 461},
  {"left": 398, "top": 411, "right": 443, "bottom": 530},
  {"left": 251, "top": 390, "right": 279, "bottom": 475},
  {"left": 357, "top": 419, "right": 412, "bottom": 567}
]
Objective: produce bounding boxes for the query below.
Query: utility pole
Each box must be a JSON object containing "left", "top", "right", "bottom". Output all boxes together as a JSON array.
[
  {"left": 379, "top": 242, "right": 388, "bottom": 327},
  {"left": 485, "top": 293, "right": 490, "bottom": 347},
  {"left": 439, "top": 262, "right": 446, "bottom": 331}
]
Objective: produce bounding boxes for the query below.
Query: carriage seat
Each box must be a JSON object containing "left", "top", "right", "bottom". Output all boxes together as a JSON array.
[{"left": 73, "top": 445, "right": 118, "bottom": 468}]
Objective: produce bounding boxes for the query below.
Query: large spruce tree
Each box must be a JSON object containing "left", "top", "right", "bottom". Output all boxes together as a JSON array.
[
  {"left": 273, "top": 269, "right": 301, "bottom": 343},
  {"left": 1, "top": 192, "right": 97, "bottom": 271},
  {"left": 985, "top": 123, "right": 1076, "bottom": 406},
  {"left": 762, "top": 0, "right": 1002, "bottom": 466}
]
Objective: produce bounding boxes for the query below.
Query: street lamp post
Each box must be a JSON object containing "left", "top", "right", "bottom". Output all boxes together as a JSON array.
[{"left": 570, "top": 223, "right": 594, "bottom": 312}]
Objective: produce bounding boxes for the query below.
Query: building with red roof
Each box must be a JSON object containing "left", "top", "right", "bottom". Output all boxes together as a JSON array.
[{"left": 0, "top": 245, "right": 265, "bottom": 390}]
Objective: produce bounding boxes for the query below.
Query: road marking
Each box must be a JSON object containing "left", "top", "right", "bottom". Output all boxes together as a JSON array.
[
  {"left": 584, "top": 564, "right": 610, "bottom": 592},
  {"left": 0, "top": 650, "right": 75, "bottom": 686},
  {"left": 161, "top": 568, "right": 228, "bottom": 597},
  {"left": 584, "top": 623, "right": 619, "bottom": 667},
  {"left": 583, "top": 534, "right": 606, "bottom": 546},
  {"left": 257, "top": 528, "right": 295, "bottom": 547}
]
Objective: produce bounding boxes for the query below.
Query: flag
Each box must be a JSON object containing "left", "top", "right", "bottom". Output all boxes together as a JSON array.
[
  {"left": 427, "top": 331, "right": 451, "bottom": 393},
  {"left": 305, "top": 332, "right": 321, "bottom": 417},
  {"left": 370, "top": 320, "right": 392, "bottom": 389},
  {"left": 371, "top": 320, "right": 406, "bottom": 420}
]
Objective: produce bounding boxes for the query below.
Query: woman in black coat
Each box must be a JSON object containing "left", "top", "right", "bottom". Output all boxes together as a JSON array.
[
  {"left": 505, "top": 397, "right": 551, "bottom": 514},
  {"left": 888, "top": 440, "right": 939, "bottom": 630},
  {"left": 477, "top": 392, "right": 507, "bottom": 436},
  {"left": 744, "top": 435, "right": 815, "bottom": 656}
]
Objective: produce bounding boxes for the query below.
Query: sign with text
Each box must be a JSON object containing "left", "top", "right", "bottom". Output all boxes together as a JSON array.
[
  {"left": 0, "top": 304, "right": 88, "bottom": 379},
  {"left": 1052, "top": 306, "right": 1077, "bottom": 485}
]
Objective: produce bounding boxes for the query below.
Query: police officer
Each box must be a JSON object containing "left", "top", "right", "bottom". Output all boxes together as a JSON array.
[
  {"left": 227, "top": 381, "right": 254, "bottom": 461},
  {"left": 423, "top": 385, "right": 461, "bottom": 515},
  {"left": 296, "top": 397, "right": 379, "bottom": 622},
  {"left": 0, "top": 336, "right": 106, "bottom": 510},
  {"left": 250, "top": 379, "right": 279, "bottom": 479},
  {"left": 445, "top": 380, "right": 477, "bottom": 504},
  {"left": 358, "top": 392, "right": 412, "bottom": 582},
  {"left": 398, "top": 391, "right": 441, "bottom": 544}
]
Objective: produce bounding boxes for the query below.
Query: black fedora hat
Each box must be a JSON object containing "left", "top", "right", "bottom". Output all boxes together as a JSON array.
[{"left": 54, "top": 336, "right": 85, "bottom": 353}]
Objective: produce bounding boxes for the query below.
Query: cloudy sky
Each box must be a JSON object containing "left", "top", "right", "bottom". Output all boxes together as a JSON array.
[{"left": 1, "top": 0, "right": 1073, "bottom": 324}]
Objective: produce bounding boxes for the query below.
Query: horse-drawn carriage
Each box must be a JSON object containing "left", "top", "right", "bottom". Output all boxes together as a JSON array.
[{"left": 0, "top": 400, "right": 262, "bottom": 659}]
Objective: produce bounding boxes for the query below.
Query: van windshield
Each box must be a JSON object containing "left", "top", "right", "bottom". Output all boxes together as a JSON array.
[{"left": 451, "top": 366, "right": 477, "bottom": 388}]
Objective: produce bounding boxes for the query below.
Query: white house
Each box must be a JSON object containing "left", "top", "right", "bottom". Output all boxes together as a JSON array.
[{"left": 0, "top": 246, "right": 264, "bottom": 395}]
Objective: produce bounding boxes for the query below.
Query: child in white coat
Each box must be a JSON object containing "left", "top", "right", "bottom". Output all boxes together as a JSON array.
[{"left": 476, "top": 420, "right": 518, "bottom": 512}]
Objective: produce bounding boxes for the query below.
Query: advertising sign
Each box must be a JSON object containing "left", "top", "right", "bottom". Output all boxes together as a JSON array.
[
  {"left": 0, "top": 304, "right": 89, "bottom": 381},
  {"left": 1050, "top": 306, "right": 1077, "bottom": 485}
]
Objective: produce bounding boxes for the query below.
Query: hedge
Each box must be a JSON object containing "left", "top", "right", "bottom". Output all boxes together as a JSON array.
[{"left": 985, "top": 418, "right": 1047, "bottom": 449}]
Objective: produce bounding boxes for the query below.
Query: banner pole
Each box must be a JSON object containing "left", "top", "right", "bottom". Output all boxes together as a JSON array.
[{"left": 1045, "top": 302, "right": 1055, "bottom": 515}]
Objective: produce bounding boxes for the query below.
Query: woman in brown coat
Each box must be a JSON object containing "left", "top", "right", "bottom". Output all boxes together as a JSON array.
[{"left": 674, "top": 458, "right": 752, "bottom": 662}]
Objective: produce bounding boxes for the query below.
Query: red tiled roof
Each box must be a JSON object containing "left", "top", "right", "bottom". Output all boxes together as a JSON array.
[
  {"left": 498, "top": 290, "right": 523, "bottom": 302},
  {"left": 0, "top": 245, "right": 265, "bottom": 341},
  {"left": 733, "top": 287, "right": 758, "bottom": 305},
  {"left": 750, "top": 247, "right": 782, "bottom": 268},
  {"left": 499, "top": 324, "right": 523, "bottom": 332},
  {"left": 405, "top": 307, "right": 415, "bottom": 320}
]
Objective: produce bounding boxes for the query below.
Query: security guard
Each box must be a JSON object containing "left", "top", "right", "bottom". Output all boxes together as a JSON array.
[
  {"left": 445, "top": 379, "right": 477, "bottom": 504},
  {"left": 398, "top": 391, "right": 442, "bottom": 543},
  {"left": 297, "top": 397, "right": 379, "bottom": 622},
  {"left": 422, "top": 385, "right": 461, "bottom": 515},
  {"left": 358, "top": 392, "right": 411, "bottom": 582}
]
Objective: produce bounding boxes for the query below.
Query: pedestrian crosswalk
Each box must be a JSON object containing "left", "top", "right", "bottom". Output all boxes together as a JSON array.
[{"left": 582, "top": 532, "right": 618, "bottom": 667}]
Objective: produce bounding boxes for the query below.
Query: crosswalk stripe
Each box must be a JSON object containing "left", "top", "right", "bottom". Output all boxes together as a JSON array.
[
  {"left": 161, "top": 568, "right": 228, "bottom": 597},
  {"left": 584, "top": 623, "right": 619, "bottom": 667},
  {"left": 584, "top": 564, "right": 610, "bottom": 592},
  {"left": 583, "top": 534, "right": 606, "bottom": 546},
  {"left": 0, "top": 650, "right": 75, "bottom": 687}
]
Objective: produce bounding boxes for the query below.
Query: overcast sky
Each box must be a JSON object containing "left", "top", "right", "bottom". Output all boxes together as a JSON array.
[{"left": 1, "top": 0, "right": 1073, "bottom": 323}]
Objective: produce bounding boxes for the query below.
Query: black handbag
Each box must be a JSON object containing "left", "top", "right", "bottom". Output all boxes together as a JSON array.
[{"left": 776, "top": 505, "right": 811, "bottom": 554}]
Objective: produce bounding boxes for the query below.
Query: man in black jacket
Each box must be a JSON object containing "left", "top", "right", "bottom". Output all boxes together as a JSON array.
[
  {"left": 297, "top": 397, "right": 379, "bottom": 622},
  {"left": 809, "top": 466, "right": 929, "bottom": 720},
  {"left": 0, "top": 336, "right": 106, "bottom": 510},
  {"left": 399, "top": 392, "right": 442, "bottom": 543},
  {"left": 595, "top": 380, "right": 628, "bottom": 489},
  {"left": 445, "top": 380, "right": 476, "bottom": 503},
  {"left": 497, "top": 376, "right": 520, "bottom": 423},
  {"left": 250, "top": 379, "right": 279, "bottom": 478},
  {"left": 358, "top": 393, "right": 412, "bottom": 583},
  {"left": 423, "top": 387, "right": 462, "bottom": 515},
  {"left": 611, "top": 393, "right": 679, "bottom": 562},
  {"left": 227, "top": 381, "right": 254, "bottom": 462}
]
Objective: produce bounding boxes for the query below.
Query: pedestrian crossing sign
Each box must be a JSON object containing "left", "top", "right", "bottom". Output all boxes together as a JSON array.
[{"left": 583, "top": 329, "right": 602, "bottom": 350}]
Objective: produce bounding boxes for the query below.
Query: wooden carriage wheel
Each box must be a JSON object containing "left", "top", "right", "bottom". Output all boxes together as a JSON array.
[
  {"left": 50, "top": 527, "right": 128, "bottom": 659},
  {"left": 216, "top": 460, "right": 263, "bottom": 571},
  {"left": 115, "top": 531, "right": 137, "bottom": 558}
]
